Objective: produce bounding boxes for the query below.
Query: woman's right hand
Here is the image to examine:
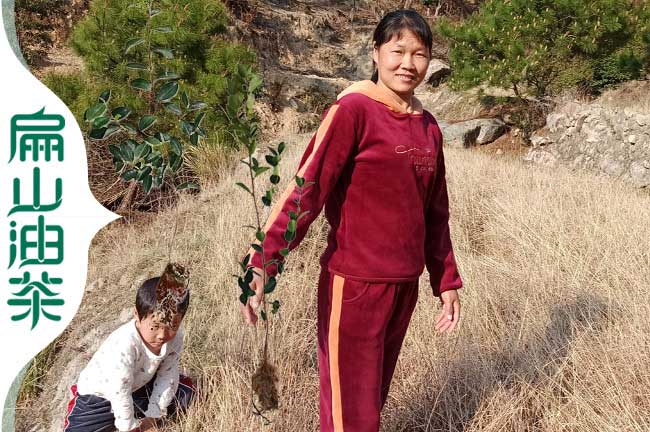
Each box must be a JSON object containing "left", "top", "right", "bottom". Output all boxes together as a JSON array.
[{"left": 239, "top": 267, "right": 265, "bottom": 325}]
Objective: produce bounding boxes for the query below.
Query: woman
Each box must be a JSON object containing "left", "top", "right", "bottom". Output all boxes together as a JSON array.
[{"left": 240, "top": 9, "right": 462, "bottom": 431}]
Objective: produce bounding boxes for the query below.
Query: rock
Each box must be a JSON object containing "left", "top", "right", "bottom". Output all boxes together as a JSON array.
[
  {"left": 600, "top": 158, "right": 625, "bottom": 177},
  {"left": 424, "top": 59, "right": 451, "bottom": 87},
  {"left": 629, "top": 161, "right": 650, "bottom": 187},
  {"left": 440, "top": 118, "right": 506, "bottom": 148},
  {"left": 530, "top": 134, "right": 552, "bottom": 148},
  {"left": 440, "top": 121, "right": 481, "bottom": 148},
  {"left": 628, "top": 135, "right": 637, "bottom": 144},
  {"left": 474, "top": 118, "right": 507, "bottom": 144}
]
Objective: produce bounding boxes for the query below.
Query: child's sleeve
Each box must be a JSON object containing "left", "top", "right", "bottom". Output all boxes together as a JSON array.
[
  {"left": 424, "top": 141, "right": 463, "bottom": 297},
  {"left": 248, "top": 103, "right": 357, "bottom": 276},
  {"left": 104, "top": 345, "right": 141, "bottom": 431},
  {"left": 144, "top": 330, "right": 183, "bottom": 417}
]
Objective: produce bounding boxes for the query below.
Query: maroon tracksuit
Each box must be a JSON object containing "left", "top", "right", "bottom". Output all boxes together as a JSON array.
[{"left": 250, "top": 80, "right": 462, "bottom": 431}]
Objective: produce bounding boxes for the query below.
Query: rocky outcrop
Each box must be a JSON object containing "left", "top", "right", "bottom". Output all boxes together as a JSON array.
[
  {"left": 525, "top": 101, "right": 650, "bottom": 187},
  {"left": 439, "top": 118, "right": 507, "bottom": 148}
]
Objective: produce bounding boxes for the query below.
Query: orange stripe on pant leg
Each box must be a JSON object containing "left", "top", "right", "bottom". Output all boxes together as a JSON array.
[
  {"left": 246, "top": 105, "right": 341, "bottom": 260},
  {"left": 329, "top": 274, "right": 345, "bottom": 432}
]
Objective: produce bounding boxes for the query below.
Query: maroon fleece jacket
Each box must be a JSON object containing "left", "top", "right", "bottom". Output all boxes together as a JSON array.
[{"left": 249, "top": 81, "right": 462, "bottom": 296}]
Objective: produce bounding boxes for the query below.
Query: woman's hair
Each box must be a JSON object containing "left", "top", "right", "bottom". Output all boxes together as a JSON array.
[
  {"left": 136, "top": 277, "right": 190, "bottom": 320},
  {"left": 371, "top": 9, "right": 433, "bottom": 83}
]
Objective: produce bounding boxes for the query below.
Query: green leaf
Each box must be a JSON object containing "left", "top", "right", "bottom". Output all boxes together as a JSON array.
[
  {"left": 156, "top": 81, "right": 179, "bottom": 102},
  {"left": 194, "top": 112, "right": 206, "bottom": 127},
  {"left": 180, "top": 120, "right": 194, "bottom": 136},
  {"left": 154, "top": 26, "right": 173, "bottom": 33},
  {"left": 288, "top": 211, "right": 298, "bottom": 220},
  {"left": 270, "top": 174, "right": 280, "bottom": 184},
  {"left": 149, "top": 8, "right": 161, "bottom": 16},
  {"left": 177, "top": 182, "right": 200, "bottom": 191},
  {"left": 122, "top": 122, "right": 137, "bottom": 134},
  {"left": 271, "top": 300, "right": 280, "bottom": 314},
  {"left": 142, "top": 174, "right": 153, "bottom": 193},
  {"left": 295, "top": 176, "right": 305, "bottom": 187},
  {"left": 246, "top": 93, "right": 255, "bottom": 113},
  {"left": 108, "top": 144, "right": 122, "bottom": 160},
  {"left": 287, "top": 219, "right": 297, "bottom": 233},
  {"left": 138, "top": 115, "right": 157, "bottom": 132},
  {"left": 181, "top": 91, "right": 190, "bottom": 109},
  {"left": 260, "top": 310, "right": 267, "bottom": 321},
  {"left": 111, "top": 107, "right": 132, "bottom": 121},
  {"left": 126, "top": 62, "right": 147, "bottom": 70},
  {"left": 156, "top": 71, "right": 180, "bottom": 82},
  {"left": 278, "top": 141, "right": 286, "bottom": 154},
  {"left": 134, "top": 143, "right": 150, "bottom": 160},
  {"left": 144, "top": 136, "right": 161, "bottom": 147},
  {"left": 85, "top": 103, "right": 106, "bottom": 122},
  {"left": 130, "top": 78, "right": 152, "bottom": 91},
  {"left": 89, "top": 127, "right": 107, "bottom": 140},
  {"left": 170, "top": 153, "right": 182, "bottom": 171},
  {"left": 153, "top": 47, "right": 174, "bottom": 59},
  {"left": 190, "top": 133, "right": 199, "bottom": 146},
  {"left": 256, "top": 230, "right": 266, "bottom": 242},
  {"left": 125, "top": 37, "right": 145, "bottom": 54},
  {"left": 93, "top": 115, "right": 110, "bottom": 128},
  {"left": 188, "top": 101, "right": 208, "bottom": 111},
  {"left": 137, "top": 166, "right": 152, "bottom": 181},
  {"left": 277, "top": 262, "right": 285, "bottom": 274},
  {"left": 253, "top": 166, "right": 270, "bottom": 177},
  {"left": 99, "top": 90, "right": 111, "bottom": 104},
  {"left": 239, "top": 293, "right": 248, "bottom": 305},
  {"left": 284, "top": 230, "right": 296, "bottom": 242},
  {"left": 279, "top": 248, "right": 289, "bottom": 257},
  {"left": 261, "top": 196, "right": 271, "bottom": 206},
  {"left": 236, "top": 182, "right": 252, "bottom": 194},
  {"left": 264, "top": 277, "right": 276, "bottom": 294},
  {"left": 121, "top": 169, "right": 138, "bottom": 181},
  {"left": 249, "top": 74, "right": 263, "bottom": 93},
  {"left": 104, "top": 126, "right": 121, "bottom": 139},
  {"left": 265, "top": 155, "right": 278, "bottom": 166},
  {"left": 164, "top": 103, "right": 182, "bottom": 116},
  {"left": 251, "top": 243, "right": 263, "bottom": 253},
  {"left": 120, "top": 141, "right": 135, "bottom": 162},
  {"left": 170, "top": 137, "right": 182, "bottom": 156}
]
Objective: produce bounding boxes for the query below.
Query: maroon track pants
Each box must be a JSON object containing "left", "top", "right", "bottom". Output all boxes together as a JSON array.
[{"left": 317, "top": 268, "right": 419, "bottom": 432}]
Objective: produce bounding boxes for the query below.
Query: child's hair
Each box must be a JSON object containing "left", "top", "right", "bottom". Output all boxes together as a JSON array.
[
  {"left": 135, "top": 277, "right": 190, "bottom": 320},
  {"left": 371, "top": 9, "right": 433, "bottom": 83}
]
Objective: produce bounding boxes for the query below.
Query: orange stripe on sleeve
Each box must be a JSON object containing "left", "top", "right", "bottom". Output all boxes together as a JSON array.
[
  {"left": 246, "top": 105, "right": 341, "bottom": 262},
  {"left": 329, "top": 274, "right": 345, "bottom": 431}
]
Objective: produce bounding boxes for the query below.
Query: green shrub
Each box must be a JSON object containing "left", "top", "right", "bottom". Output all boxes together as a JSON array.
[
  {"left": 70, "top": 0, "right": 256, "bottom": 150},
  {"left": 438, "top": 0, "right": 650, "bottom": 97}
]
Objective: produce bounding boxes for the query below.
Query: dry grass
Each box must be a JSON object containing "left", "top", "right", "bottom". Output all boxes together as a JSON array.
[{"left": 26, "top": 132, "right": 650, "bottom": 431}]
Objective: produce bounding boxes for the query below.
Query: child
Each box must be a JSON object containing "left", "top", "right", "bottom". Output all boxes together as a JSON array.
[
  {"left": 239, "top": 9, "right": 463, "bottom": 432},
  {"left": 64, "top": 277, "right": 195, "bottom": 432}
]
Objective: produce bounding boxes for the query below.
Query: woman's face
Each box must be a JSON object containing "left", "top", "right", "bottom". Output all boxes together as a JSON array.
[{"left": 373, "top": 29, "right": 430, "bottom": 100}]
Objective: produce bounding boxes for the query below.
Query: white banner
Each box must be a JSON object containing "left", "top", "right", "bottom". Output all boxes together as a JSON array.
[{"left": 0, "top": 7, "right": 119, "bottom": 430}]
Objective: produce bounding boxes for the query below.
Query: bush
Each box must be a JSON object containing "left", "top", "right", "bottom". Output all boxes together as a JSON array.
[
  {"left": 70, "top": 0, "right": 256, "bottom": 150},
  {"left": 437, "top": 0, "right": 650, "bottom": 97}
]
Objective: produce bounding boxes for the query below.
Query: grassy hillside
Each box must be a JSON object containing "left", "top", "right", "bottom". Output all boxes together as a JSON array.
[{"left": 22, "top": 131, "right": 650, "bottom": 431}]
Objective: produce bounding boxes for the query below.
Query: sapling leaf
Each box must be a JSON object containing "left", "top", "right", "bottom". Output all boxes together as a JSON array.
[
  {"left": 256, "top": 231, "right": 266, "bottom": 242},
  {"left": 125, "top": 37, "right": 145, "bottom": 54},
  {"left": 287, "top": 219, "right": 297, "bottom": 233},
  {"left": 270, "top": 174, "right": 280, "bottom": 184},
  {"left": 235, "top": 182, "right": 252, "bottom": 194},
  {"left": 284, "top": 230, "right": 296, "bottom": 242},
  {"left": 295, "top": 176, "right": 305, "bottom": 187},
  {"left": 279, "top": 248, "right": 289, "bottom": 257},
  {"left": 251, "top": 244, "right": 263, "bottom": 253},
  {"left": 99, "top": 90, "right": 111, "bottom": 103},
  {"left": 271, "top": 300, "right": 280, "bottom": 314},
  {"left": 177, "top": 182, "right": 200, "bottom": 191},
  {"left": 264, "top": 277, "right": 276, "bottom": 294},
  {"left": 260, "top": 310, "right": 267, "bottom": 321},
  {"left": 278, "top": 141, "right": 286, "bottom": 154}
]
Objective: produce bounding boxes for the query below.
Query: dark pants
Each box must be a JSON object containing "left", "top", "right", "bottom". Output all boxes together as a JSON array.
[
  {"left": 317, "top": 268, "right": 419, "bottom": 432},
  {"left": 63, "top": 375, "right": 195, "bottom": 432}
]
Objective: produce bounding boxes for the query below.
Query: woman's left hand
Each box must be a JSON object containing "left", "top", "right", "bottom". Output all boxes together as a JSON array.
[{"left": 435, "top": 289, "right": 460, "bottom": 333}]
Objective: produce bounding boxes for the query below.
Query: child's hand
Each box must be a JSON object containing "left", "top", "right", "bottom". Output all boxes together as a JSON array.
[
  {"left": 238, "top": 266, "right": 265, "bottom": 325},
  {"left": 435, "top": 289, "right": 461, "bottom": 333}
]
